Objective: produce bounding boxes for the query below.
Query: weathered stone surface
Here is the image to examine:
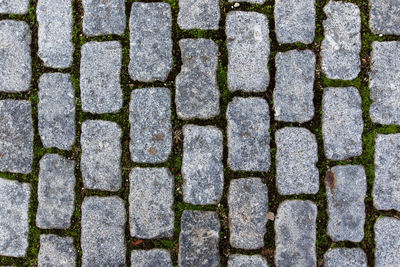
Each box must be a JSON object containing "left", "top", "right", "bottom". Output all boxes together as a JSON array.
[
  {"left": 129, "top": 3, "right": 172, "bottom": 82},
  {"left": 274, "top": 0, "right": 315, "bottom": 44},
  {"left": 373, "top": 134, "right": 400, "bottom": 211},
  {"left": 176, "top": 39, "right": 219, "bottom": 119},
  {"left": 0, "top": 100, "right": 33, "bottom": 174},
  {"left": 38, "top": 235, "right": 76, "bottom": 267},
  {"left": 129, "top": 168, "right": 174, "bottom": 239},
  {"left": 370, "top": 0, "right": 400, "bottom": 35},
  {"left": 324, "top": 248, "right": 367, "bottom": 267},
  {"left": 276, "top": 127, "right": 319, "bottom": 195},
  {"left": 179, "top": 210, "right": 220, "bottom": 267},
  {"left": 321, "top": 1, "right": 361, "bottom": 80},
  {"left": 326, "top": 165, "right": 366, "bottom": 242},
  {"left": 81, "top": 196, "right": 126, "bottom": 267},
  {"left": 228, "top": 178, "right": 268, "bottom": 249},
  {"left": 275, "top": 200, "right": 317, "bottom": 267},
  {"left": 81, "top": 120, "right": 122, "bottom": 192},
  {"left": 80, "top": 41, "right": 122, "bottom": 114},
  {"left": 370, "top": 41, "right": 400, "bottom": 125},
  {"left": 129, "top": 88, "right": 172, "bottom": 163},
  {"left": 182, "top": 125, "right": 223, "bottom": 205},
  {"left": 226, "top": 11, "right": 270, "bottom": 92},
  {"left": 36, "top": 154, "right": 75, "bottom": 229},
  {"left": 227, "top": 97, "right": 270, "bottom": 171},
  {"left": 375, "top": 217, "right": 400, "bottom": 267},
  {"left": 37, "top": 0, "right": 73, "bottom": 68},
  {"left": 82, "top": 0, "right": 125, "bottom": 36},
  {"left": 178, "top": 0, "right": 220, "bottom": 30},
  {"left": 228, "top": 255, "right": 268, "bottom": 267},
  {"left": 0, "top": 177, "right": 30, "bottom": 257},
  {"left": 274, "top": 50, "right": 315, "bottom": 122},
  {"left": 38, "top": 73, "right": 75, "bottom": 150},
  {"left": 322, "top": 87, "right": 363, "bottom": 160},
  {"left": 131, "top": 249, "right": 172, "bottom": 267},
  {"left": 0, "top": 0, "right": 28, "bottom": 14},
  {"left": 0, "top": 20, "right": 31, "bottom": 92}
]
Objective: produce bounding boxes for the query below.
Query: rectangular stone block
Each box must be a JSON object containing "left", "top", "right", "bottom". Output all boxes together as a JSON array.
[
  {"left": 375, "top": 217, "right": 400, "bottom": 267},
  {"left": 228, "top": 255, "right": 268, "bottom": 267},
  {"left": 38, "top": 234, "right": 76, "bottom": 267},
  {"left": 0, "top": 0, "right": 29, "bottom": 14},
  {"left": 370, "top": 0, "right": 400, "bottom": 35},
  {"left": 178, "top": 0, "right": 220, "bottom": 30},
  {"left": 324, "top": 248, "right": 367, "bottom": 267},
  {"left": 131, "top": 249, "right": 172, "bottom": 267}
]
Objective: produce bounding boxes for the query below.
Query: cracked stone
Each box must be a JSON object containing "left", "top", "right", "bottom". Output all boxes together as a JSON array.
[
  {"left": 38, "top": 234, "right": 76, "bottom": 267},
  {"left": 131, "top": 249, "right": 172, "bottom": 267},
  {"left": 324, "top": 248, "right": 367, "bottom": 267},
  {"left": 370, "top": 0, "right": 400, "bottom": 35},
  {"left": 228, "top": 255, "right": 268, "bottom": 267},
  {"left": 375, "top": 217, "right": 400, "bottom": 267},
  {"left": 178, "top": 0, "right": 220, "bottom": 30}
]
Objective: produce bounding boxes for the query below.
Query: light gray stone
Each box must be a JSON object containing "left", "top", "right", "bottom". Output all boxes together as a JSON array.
[
  {"left": 0, "top": 177, "right": 30, "bottom": 257},
  {"left": 229, "top": 0, "right": 265, "bottom": 3},
  {"left": 37, "top": 0, "right": 73, "bottom": 68},
  {"left": 275, "top": 200, "right": 317, "bottom": 267},
  {"left": 226, "top": 11, "right": 270, "bottom": 92},
  {"left": 322, "top": 87, "right": 363, "bottom": 160},
  {"left": 179, "top": 210, "right": 220, "bottom": 267},
  {"left": 370, "top": 0, "right": 400, "bottom": 35},
  {"left": 38, "top": 73, "right": 75, "bottom": 150},
  {"left": 81, "top": 120, "right": 122, "bottom": 191},
  {"left": 321, "top": 1, "right": 361, "bottom": 80},
  {"left": 228, "top": 255, "right": 268, "bottom": 267},
  {"left": 82, "top": 0, "right": 125, "bottom": 36},
  {"left": 176, "top": 39, "right": 219, "bottom": 119},
  {"left": 373, "top": 134, "right": 400, "bottom": 211},
  {"left": 0, "top": 100, "right": 33, "bottom": 174},
  {"left": 178, "top": 0, "right": 220, "bottom": 30},
  {"left": 182, "top": 125, "right": 223, "bottom": 205},
  {"left": 81, "top": 196, "right": 126, "bottom": 267},
  {"left": 38, "top": 234, "right": 76, "bottom": 267},
  {"left": 227, "top": 97, "right": 270, "bottom": 171},
  {"left": 326, "top": 165, "right": 366, "bottom": 242},
  {"left": 274, "top": 50, "right": 315, "bottom": 122},
  {"left": 324, "top": 248, "right": 367, "bottom": 267},
  {"left": 129, "top": 168, "right": 174, "bottom": 239},
  {"left": 129, "top": 88, "right": 172, "bottom": 163},
  {"left": 131, "top": 249, "right": 172, "bottom": 267},
  {"left": 0, "top": 0, "right": 28, "bottom": 14},
  {"left": 36, "top": 154, "right": 75, "bottom": 229},
  {"left": 274, "top": 0, "right": 315, "bottom": 44},
  {"left": 370, "top": 41, "right": 400, "bottom": 125},
  {"left": 0, "top": 20, "right": 31, "bottom": 92},
  {"left": 375, "top": 217, "right": 400, "bottom": 267},
  {"left": 129, "top": 3, "right": 172, "bottom": 82},
  {"left": 276, "top": 127, "right": 319, "bottom": 195},
  {"left": 228, "top": 178, "right": 268, "bottom": 249},
  {"left": 80, "top": 41, "right": 122, "bottom": 114}
]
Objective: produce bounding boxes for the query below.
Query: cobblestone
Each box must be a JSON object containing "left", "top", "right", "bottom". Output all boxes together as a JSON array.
[
  {"left": 229, "top": 0, "right": 265, "bottom": 3},
  {"left": 370, "top": 0, "right": 400, "bottom": 35},
  {"left": 131, "top": 249, "right": 172, "bottom": 267},
  {"left": 178, "top": 0, "right": 220, "bottom": 30},
  {"left": 375, "top": 217, "right": 400, "bottom": 267},
  {"left": 38, "top": 235, "right": 76, "bottom": 267},
  {"left": 228, "top": 255, "right": 268, "bottom": 267},
  {"left": 324, "top": 248, "right": 367, "bottom": 267},
  {"left": 0, "top": 0, "right": 29, "bottom": 14}
]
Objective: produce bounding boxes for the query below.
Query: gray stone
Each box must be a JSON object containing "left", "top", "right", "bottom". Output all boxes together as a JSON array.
[
  {"left": 274, "top": 50, "right": 315, "bottom": 122},
  {"left": 38, "top": 234, "right": 76, "bottom": 267},
  {"left": 80, "top": 41, "right": 122, "bottom": 114},
  {"left": 275, "top": 200, "right": 317, "bottom": 267},
  {"left": 228, "top": 255, "right": 268, "bottom": 267},
  {"left": 36, "top": 154, "right": 75, "bottom": 229},
  {"left": 37, "top": 0, "right": 73, "bottom": 68},
  {"left": 373, "top": 134, "right": 400, "bottom": 211},
  {"left": 0, "top": 177, "right": 30, "bottom": 257},
  {"left": 325, "top": 165, "right": 366, "bottom": 242},
  {"left": 0, "top": 100, "right": 33, "bottom": 174},
  {"left": 176, "top": 39, "right": 219, "bottom": 119},
  {"left": 179, "top": 210, "right": 220, "bottom": 267},
  {"left": 129, "top": 3, "right": 172, "bottom": 82},
  {"left": 227, "top": 97, "right": 270, "bottom": 171},
  {"left": 274, "top": 0, "right": 315, "bottom": 44},
  {"left": 324, "top": 248, "right": 367, "bottom": 267},
  {"left": 370, "top": 0, "right": 400, "bottom": 35},
  {"left": 38, "top": 73, "right": 75, "bottom": 150},
  {"left": 228, "top": 0, "right": 265, "bottom": 3},
  {"left": 370, "top": 41, "right": 400, "bottom": 125},
  {"left": 226, "top": 11, "right": 269, "bottom": 92},
  {"left": 129, "top": 168, "right": 174, "bottom": 239},
  {"left": 228, "top": 178, "right": 268, "bottom": 249},
  {"left": 0, "top": 0, "right": 28, "bottom": 14},
  {"left": 129, "top": 88, "right": 172, "bottom": 163},
  {"left": 182, "top": 125, "right": 223, "bottom": 205},
  {"left": 322, "top": 87, "right": 363, "bottom": 160},
  {"left": 131, "top": 249, "right": 172, "bottom": 267},
  {"left": 375, "top": 217, "right": 400, "bottom": 267},
  {"left": 82, "top": 0, "right": 125, "bottom": 36},
  {"left": 178, "top": 0, "right": 220, "bottom": 30},
  {"left": 321, "top": 1, "right": 361, "bottom": 80},
  {"left": 81, "top": 120, "right": 122, "bottom": 191},
  {"left": 0, "top": 20, "right": 31, "bottom": 92},
  {"left": 81, "top": 196, "right": 126, "bottom": 267},
  {"left": 276, "top": 127, "right": 319, "bottom": 195}
]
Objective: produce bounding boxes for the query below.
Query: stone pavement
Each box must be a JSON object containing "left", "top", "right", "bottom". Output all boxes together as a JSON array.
[{"left": 0, "top": 0, "right": 399, "bottom": 266}]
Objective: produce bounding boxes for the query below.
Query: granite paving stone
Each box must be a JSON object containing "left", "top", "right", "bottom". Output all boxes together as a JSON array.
[
  {"left": 38, "top": 234, "right": 76, "bottom": 267},
  {"left": 0, "top": 0, "right": 29, "bottom": 14},
  {"left": 131, "top": 249, "right": 172, "bottom": 267},
  {"left": 375, "top": 217, "right": 400, "bottom": 267},
  {"left": 178, "top": 0, "right": 220, "bottom": 30},
  {"left": 228, "top": 255, "right": 268, "bottom": 267},
  {"left": 324, "top": 248, "right": 367, "bottom": 267},
  {"left": 370, "top": 0, "right": 400, "bottom": 35}
]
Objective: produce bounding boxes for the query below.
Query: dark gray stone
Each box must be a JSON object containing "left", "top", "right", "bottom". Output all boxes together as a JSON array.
[
  {"left": 38, "top": 234, "right": 76, "bottom": 267},
  {"left": 228, "top": 255, "right": 268, "bottom": 267},
  {"left": 178, "top": 0, "right": 220, "bottom": 30},
  {"left": 375, "top": 217, "right": 400, "bottom": 267},
  {"left": 370, "top": 0, "right": 400, "bottom": 35},
  {"left": 0, "top": 0, "right": 29, "bottom": 14},
  {"left": 131, "top": 249, "right": 172, "bottom": 267},
  {"left": 179, "top": 210, "right": 220, "bottom": 267},
  {"left": 324, "top": 248, "right": 367, "bottom": 267}
]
